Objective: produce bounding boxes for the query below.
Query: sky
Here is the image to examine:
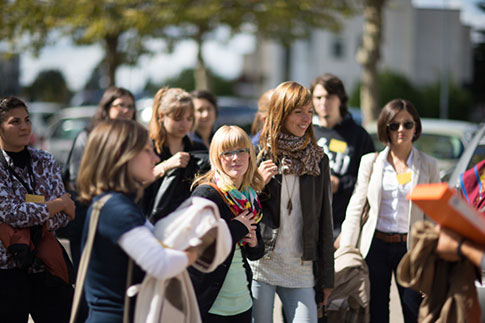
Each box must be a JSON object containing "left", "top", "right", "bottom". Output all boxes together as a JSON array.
[{"left": 19, "top": 0, "right": 485, "bottom": 94}]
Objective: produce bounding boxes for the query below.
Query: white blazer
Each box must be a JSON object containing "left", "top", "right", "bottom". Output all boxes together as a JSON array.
[{"left": 339, "top": 146, "right": 440, "bottom": 258}]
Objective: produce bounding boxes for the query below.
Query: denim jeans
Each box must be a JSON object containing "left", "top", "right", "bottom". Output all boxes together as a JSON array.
[
  {"left": 251, "top": 280, "right": 317, "bottom": 323},
  {"left": 365, "top": 236, "right": 422, "bottom": 323}
]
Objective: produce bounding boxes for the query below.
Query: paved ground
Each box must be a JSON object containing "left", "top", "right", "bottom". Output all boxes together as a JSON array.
[
  {"left": 45, "top": 239, "right": 405, "bottom": 323},
  {"left": 271, "top": 275, "right": 404, "bottom": 322}
]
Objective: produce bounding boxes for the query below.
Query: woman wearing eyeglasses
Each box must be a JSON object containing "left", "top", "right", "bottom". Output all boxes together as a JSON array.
[
  {"left": 188, "top": 125, "right": 265, "bottom": 322},
  {"left": 339, "top": 99, "right": 440, "bottom": 323}
]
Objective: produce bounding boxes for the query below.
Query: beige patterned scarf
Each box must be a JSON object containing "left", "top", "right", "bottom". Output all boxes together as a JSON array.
[{"left": 264, "top": 132, "right": 324, "bottom": 176}]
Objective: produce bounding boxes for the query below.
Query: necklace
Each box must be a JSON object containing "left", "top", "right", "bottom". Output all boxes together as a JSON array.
[{"left": 283, "top": 174, "right": 297, "bottom": 215}]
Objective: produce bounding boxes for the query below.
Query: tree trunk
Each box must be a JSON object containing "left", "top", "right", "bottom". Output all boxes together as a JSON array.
[
  {"left": 194, "top": 27, "right": 209, "bottom": 90},
  {"left": 282, "top": 42, "right": 292, "bottom": 82},
  {"left": 356, "top": 0, "right": 386, "bottom": 127},
  {"left": 104, "top": 33, "right": 120, "bottom": 87}
]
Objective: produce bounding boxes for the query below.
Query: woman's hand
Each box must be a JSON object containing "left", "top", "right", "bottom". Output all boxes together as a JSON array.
[
  {"left": 258, "top": 160, "right": 278, "bottom": 185},
  {"left": 234, "top": 209, "right": 256, "bottom": 232},
  {"left": 242, "top": 226, "right": 258, "bottom": 247},
  {"left": 321, "top": 288, "right": 333, "bottom": 306},
  {"left": 184, "top": 246, "right": 199, "bottom": 266},
  {"left": 162, "top": 152, "right": 190, "bottom": 172},
  {"left": 46, "top": 193, "right": 75, "bottom": 220}
]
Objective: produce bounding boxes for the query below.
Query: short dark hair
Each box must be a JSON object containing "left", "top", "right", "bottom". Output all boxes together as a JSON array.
[
  {"left": 377, "top": 99, "right": 422, "bottom": 145},
  {"left": 93, "top": 87, "right": 136, "bottom": 124},
  {"left": 190, "top": 90, "right": 218, "bottom": 116},
  {"left": 0, "top": 96, "right": 28, "bottom": 123},
  {"left": 310, "top": 73, "right": 348, "bottom": 117}
]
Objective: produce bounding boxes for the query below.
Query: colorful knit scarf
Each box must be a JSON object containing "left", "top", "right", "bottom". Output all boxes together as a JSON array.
[{"left": 214, "top": 174, "right": 262, "bottom": 224}]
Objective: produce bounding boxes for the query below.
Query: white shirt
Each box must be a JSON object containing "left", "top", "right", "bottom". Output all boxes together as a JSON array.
[{"left": 376, "top": 150, "right": 414, "bottom": 234}]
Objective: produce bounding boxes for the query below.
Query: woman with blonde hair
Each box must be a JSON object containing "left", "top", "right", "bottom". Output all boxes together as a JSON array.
[
  {"left": 77, "top": 119, "right": 198, "bottom": 323},
  {"left": 189, "top": 125, "right": 265, "bottom": 322},
  {"left": 141, "top": 87, "right": 208, "bottom": 223},
  {"left": 251, "top": 81, "right": 334, "bottom": 322}
]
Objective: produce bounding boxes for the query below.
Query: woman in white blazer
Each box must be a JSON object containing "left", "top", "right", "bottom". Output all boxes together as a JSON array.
[{"left": 340, "top": 99, "right": 440, "bottom": 323}]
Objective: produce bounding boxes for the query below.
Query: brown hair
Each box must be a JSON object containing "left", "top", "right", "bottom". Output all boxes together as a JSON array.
[
  {"left": 377, "top": 99, "right": 422, "bottom": 145},
  {"left": 192, "top": 125, "right": 264, "bottom": 192},
  {"left": 310, "top": 73, "right": 348, "bottom": 117},
  {"left": 92, "top": 87, "right": 136, "bottom": 128},
  {"left": 149, "top": 87, "right": 194, "bottom": 154},
  {"left": 259, "top": 81, "right": 316, "bottom": 162},
  {"left": 77, "top": 119, "right": 149, "bottom": 203},
  {"left": 0, "top": 96, "right": 28, "bottom": 123},
  {"left": 251, "top": 89, "right": 273, "bottom": 136}
]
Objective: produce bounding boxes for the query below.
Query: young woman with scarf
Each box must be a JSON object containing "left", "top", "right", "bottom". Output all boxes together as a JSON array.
[
  {"left": 250, "top": 81, "right": 334, "bottom": 323},
  {"left": 188, "top": 125, "right": 265, "bottom": 323}
]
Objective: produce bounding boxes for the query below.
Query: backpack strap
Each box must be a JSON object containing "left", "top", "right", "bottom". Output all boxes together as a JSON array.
[{"left": 69, "top": 193, "right": 112, "bottom": 323}]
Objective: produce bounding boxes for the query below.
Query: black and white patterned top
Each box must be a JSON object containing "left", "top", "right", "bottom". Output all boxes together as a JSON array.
[{"left": 0, "top": 146, "right": 70, "bottom": 270}]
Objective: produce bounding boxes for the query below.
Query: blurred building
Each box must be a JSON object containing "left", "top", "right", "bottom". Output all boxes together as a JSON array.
[
  {"left": 0, "top": 52, "right": 21, "bottom": 96},
  {"left": 242, "top": 0, "right": 473, "bottom": 95}
]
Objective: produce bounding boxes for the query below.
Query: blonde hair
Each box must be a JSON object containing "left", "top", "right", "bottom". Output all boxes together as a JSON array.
[
  {"left": 149, "top": 87, "right": 194, "bottom": 154},
  {"left": 259, "top": 81, "right": 316, "bottom": 162},
  {"left": 77, "top": 119, "right": 149, "bottom": 203},
  {"left": 192, "top": 125, "right": 264, "bottom": 192}
]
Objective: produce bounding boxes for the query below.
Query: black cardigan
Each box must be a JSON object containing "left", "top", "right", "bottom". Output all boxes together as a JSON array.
[{"left": 187, "top": 184, "right": 264, "bottom": 318}]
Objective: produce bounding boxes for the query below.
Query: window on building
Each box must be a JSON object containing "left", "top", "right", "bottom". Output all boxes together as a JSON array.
[{"left": 330, "top": 36, "right": 345, "bottom": 59}]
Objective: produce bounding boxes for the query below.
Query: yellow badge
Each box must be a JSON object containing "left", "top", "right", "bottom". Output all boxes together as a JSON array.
[
  {"left": 25, "top": 194, "right": 45, "bottom": 203},
  {"left": 328, "top": 139, "right": 348, "bottom": 154},
  {"left": 396, "top": 171, "right": 412, "bottom": 185}
]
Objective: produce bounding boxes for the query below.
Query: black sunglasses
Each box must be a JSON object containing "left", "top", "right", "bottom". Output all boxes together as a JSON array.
[{"left": 387, "top": 121, "right": 415, "bottom": 131}]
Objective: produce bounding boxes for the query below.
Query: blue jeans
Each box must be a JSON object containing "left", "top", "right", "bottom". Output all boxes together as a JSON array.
[
  {"left": 251, "top": 280, "right": 317, "bottom": 323},
  {"left": 365, "top": 236, "right": 422, "bottom": 323}
]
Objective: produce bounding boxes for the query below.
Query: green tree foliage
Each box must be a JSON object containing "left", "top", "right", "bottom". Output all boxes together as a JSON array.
[
  {"left": 349, "top": 70, "right": 474, "bottom": 121},
  {"left": 144, "top": 68, "right": 236, "bottom": 96},
  {"left": 25, "top": 69, "right": 72, "bottom": 103}
]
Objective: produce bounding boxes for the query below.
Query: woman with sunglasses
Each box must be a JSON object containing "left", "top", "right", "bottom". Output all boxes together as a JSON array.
[
  {"left": 339, "top": 99, "right": 440, "bottom": 323},
  {"left": 188, "top": 125, "right": 265, "bottom": 322}
]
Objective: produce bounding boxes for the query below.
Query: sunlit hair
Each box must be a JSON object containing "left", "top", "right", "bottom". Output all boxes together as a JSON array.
[
  {"left": 77, "top": 119, "right": 149, "bottom": 203},
  {"left": 149, "top": 87, "right": 194, "bottom": 154},
  {"left": 192, "top": 125, "right": 264, "bottom": 192},
  {"left": 92, "top": 87, "right": 136, "bottom": 128},
  {"left": 251, "top": 89, "right": 274, "bottom": 136},
  {"left": 310, "top": 73, "right": 348, "bottom": 118},
  {"left": 259, "top": 81, "right": 316, "bottom": 162},
  {"left": 377, "top": 98, "right": 422, "bottom": 145}
]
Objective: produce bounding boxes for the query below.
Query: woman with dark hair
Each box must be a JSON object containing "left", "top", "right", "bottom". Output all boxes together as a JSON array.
[
  {"left": 310, "top": 73, "right": 374, "bottom": 240},
  {"left": 339, "top": 99, "right": 440, "bottom": 323},
  {"left": 0, "top": 96, "right": 75, "bottom": 322},
  {"left": 250, "top": 81, "right": 334, "bottom": 322},
  {"left": 141, "top": 87, "right": 208, "bottom": 223},
  {"left": 190, "top": 90, "right": 218, "bottom": 148}
]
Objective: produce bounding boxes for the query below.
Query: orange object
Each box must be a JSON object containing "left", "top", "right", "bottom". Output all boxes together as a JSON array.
[{"left": 407, "top": 183, "right": 485, "bottom": 245}]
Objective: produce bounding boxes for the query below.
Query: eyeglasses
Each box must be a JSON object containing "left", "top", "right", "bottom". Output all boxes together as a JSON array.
[
  {"left": 387, "top": 121, "right": 415, "bottom": 131},
  {"left": 220, "top": 148, "right": 250, "bottom": 158},
  {"left": 111, "top": 103, "right": 135, "bottom": 111}
]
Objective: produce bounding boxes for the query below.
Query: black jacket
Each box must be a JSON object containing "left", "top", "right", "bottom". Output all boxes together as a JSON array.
[
  {"left": 313, "top": 113, "right": 375, "bottom": 236},
  {"left": 258, "top": 154, "right": 335, "bottom": 291},
  {"left": 140, "top": 136, "right": 209, "bottom": 223},
  {"left": 188, "top": 185, "right": 264, "bottom": 319}
]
